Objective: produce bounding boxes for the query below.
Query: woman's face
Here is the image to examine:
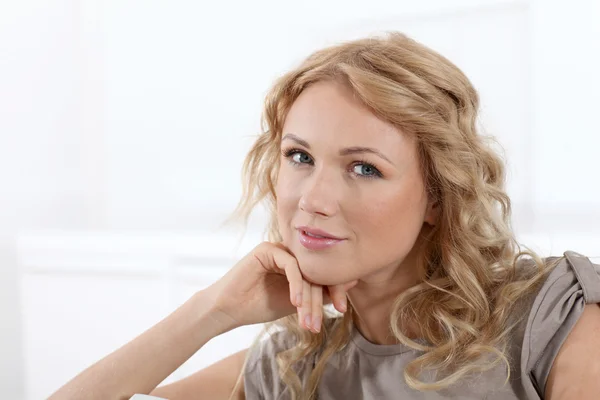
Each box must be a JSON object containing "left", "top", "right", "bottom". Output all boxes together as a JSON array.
[{"left": 275, "top": 80, "right": 437, "bottom": 286}]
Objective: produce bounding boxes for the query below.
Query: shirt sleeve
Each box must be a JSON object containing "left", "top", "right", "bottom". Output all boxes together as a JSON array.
[
  {"left": 520, "top": 250, "right": 600, "bottom": 399},
  {"left": 243, "top": 329, "right": 303, "bottom": 400},
  {"left": 243, "top": 349, "right": 265, "bottom": 399}
]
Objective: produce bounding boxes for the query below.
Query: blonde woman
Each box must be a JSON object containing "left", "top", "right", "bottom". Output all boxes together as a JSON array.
[{"left": 51, "top": 32, "right": 600, "bottom": 400}]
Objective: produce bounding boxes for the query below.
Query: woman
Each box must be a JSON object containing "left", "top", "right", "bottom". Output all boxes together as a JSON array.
[{"left": 50, "top": 31, "right": 600, "bottom": 400}]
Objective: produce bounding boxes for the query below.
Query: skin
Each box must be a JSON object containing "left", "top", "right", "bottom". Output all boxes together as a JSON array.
[{"left": 275, "top": 80, "right": 439, "bottom": 344}]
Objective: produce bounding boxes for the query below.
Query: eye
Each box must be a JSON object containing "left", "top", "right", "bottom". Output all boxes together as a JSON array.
[
  {"left": 282, "top": 148, "right": 313, "bottom": 165},
  {"left": 292, "top": 151, "right": 312, "bottom": 164},
  {"left": 352, "top": 162, "right": 382, "bottom": 178}
]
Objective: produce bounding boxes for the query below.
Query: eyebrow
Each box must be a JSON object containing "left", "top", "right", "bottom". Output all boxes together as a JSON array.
[{"left": 282, "top": 133, "right": 395, "bottom": 166}]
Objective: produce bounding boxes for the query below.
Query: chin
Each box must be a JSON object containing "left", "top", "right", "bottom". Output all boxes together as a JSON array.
[
  {"left": 283, "top": 234, "right": 350, "bottom": 285},
  {"left": 296, "top": 256, "right": 348, "bottom": 286}
]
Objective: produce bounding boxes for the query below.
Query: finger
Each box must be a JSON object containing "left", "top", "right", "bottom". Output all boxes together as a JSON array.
[
  {"left": 256, "top": 242, "right": 295, "bottom": 276},
  {"left": 311, "top": 284, "right": 322, "bottom": 333},
  {"left": 342, "top": 280, "right": 359, "bottom": 291},
  {"left": 328, "top": 280, "right": 358, "bottom": 313},
  {"left": 301, "top": 279, "right": 312, "bottom": 330},
  {"left": 323, "top": 280, "right": 358, "bottom": 304},
  {"left": 266, "top": 243, "right": 310, "bottom": 328},
  {"left": 327, "top": 285, "right": 347, "bottom": 313},
  {"left": 269, "top": 245, "right": 303, "bottom": 307}
]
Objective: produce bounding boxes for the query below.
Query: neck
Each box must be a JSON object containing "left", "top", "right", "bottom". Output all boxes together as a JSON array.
[{"left": 347, "top": 241, "right": 425, "bottom": 345}]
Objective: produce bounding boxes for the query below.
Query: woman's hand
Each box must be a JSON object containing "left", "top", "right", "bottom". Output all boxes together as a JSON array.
[
  {"left": 49, "top": 241, "right": 356, "bottom": 400},
  {"left": 206, "top": 241, "right": 357, "bottom": 333}
]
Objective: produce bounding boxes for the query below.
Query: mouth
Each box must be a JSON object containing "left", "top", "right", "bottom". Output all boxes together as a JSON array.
[
  {"left": 296, "top": 226, "right": 346, "bottom": 250},
  {"left": 297, "top": 226, "right": 344, "bottom": 240}
]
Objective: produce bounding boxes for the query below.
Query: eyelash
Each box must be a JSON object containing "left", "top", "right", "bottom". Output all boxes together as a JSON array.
[{"left": 281, "top": 147, "right": 383, "bottom": 179}]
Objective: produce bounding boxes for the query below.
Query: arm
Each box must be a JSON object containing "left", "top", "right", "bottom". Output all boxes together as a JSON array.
[
  {"left": 150, "top": 348, "right": 248, "bottom": 400},
  {"left": 49, "top": 241, "right": 354, "bottom": 400},
  {"left": 545, "top": 303, "right": 600, "bottom": 400},
  {"left": 49, "top": 289, "right": 236, "bottom": 400}
]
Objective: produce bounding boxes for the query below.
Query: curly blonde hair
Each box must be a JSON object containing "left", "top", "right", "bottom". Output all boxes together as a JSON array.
[{"left": 230, "top": 31, "right": 562, "bottom": 399}]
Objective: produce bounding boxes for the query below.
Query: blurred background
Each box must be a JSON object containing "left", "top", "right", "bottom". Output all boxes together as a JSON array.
[{"left": 1, "top": 0, "right": 599, "bottom": 398}]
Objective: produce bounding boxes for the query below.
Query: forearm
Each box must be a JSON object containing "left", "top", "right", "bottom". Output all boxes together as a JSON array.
[{"left": 49, "top": 289, "right": 235, "bottom": 400}]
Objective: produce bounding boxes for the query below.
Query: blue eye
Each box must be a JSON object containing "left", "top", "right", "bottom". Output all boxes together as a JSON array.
[
  {"left": 291, "top": 151, "right": 312, "bottom": 164},
  {"left": 353, "top": 164, "right": 374, "bottom": 176},
  {"left": 282, "top": 148, "right": 313, "bottom": 165},
  {"left": 352, "top": 162, "right": 382, "bottom": 178},
  {"left": 281, "top": 147, "right": 383, "bottom": 179}
]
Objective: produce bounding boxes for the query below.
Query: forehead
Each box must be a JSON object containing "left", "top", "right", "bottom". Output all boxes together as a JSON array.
[{"left": 281, "top": 81, "right": 414, "bottom": 157}]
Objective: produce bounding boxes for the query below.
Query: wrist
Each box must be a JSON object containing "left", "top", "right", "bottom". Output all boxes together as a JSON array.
[{"left": 192, "top": 288, "right": 240, "bottom": 336}]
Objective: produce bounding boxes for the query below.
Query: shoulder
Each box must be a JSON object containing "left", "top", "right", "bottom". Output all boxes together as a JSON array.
[
  {"left": 245, "top": 327, "right": 296, "bottom": 367},
  {"left": 243, "top": 318, "right": 341, "bottom": 398},
  {"left": 243, "top": 325, "right": 321, "bottom": 399},
  {"left": 545, "top": 302, "right": 600, "bottom": 400},
  {"left": 243, "top": 327, "right": 297, "bottom": 398},
  {"left": 517, "top": 251, "right": 600, "bottom": 399}
]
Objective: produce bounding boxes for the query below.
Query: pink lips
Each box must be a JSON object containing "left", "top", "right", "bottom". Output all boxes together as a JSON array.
[{"left": 297, "top": 226, "right": 346, "bottom": 250}]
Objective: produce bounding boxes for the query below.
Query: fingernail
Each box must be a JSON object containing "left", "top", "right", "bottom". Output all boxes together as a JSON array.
[
  {"left": 339, "top": 298, "right": 347, "bottom": 313},
  {"left": 296, "top": 293, "right": 302, "bottom": 307},
  {"left": 313, "top": 317, "right": 321, "bottom": 332},
  {"left": 304, "top": 314, "right": 312, "bottom": 329}
]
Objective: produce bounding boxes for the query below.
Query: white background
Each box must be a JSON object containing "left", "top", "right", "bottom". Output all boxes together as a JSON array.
[{"left": 1, "top": 0, "right": 599, "bottom": 398}]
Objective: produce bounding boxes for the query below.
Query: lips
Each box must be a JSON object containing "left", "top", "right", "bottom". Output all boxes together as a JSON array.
[
  {"left": 296, "top": 226, "right": 346, "bottom": 250},
  {"left": 297, "top": 226, "right": 344, "bottom": 240}
]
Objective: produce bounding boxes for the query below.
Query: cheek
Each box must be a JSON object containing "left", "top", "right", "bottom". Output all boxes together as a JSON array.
[
  {"left": 356, "top": 189, "right": 428, "bottom": 257},
  {"left": 370, "top": 194, "right": 425, "bottom": 232},
  {"left": 275, "top": 173, "right": 298, "bottom": 240}
]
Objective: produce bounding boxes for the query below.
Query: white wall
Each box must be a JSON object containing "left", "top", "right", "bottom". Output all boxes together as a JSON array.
[
  {"left": 1, "top": 0, "right": 599, "bottom": 398},
  {"left": 0, "top": 2, "right": 92, "bottom": 398}
]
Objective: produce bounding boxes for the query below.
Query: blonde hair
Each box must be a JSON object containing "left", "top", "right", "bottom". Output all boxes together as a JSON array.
[{"left": 230, "top": 31, "right": 561, "bottom": 399}]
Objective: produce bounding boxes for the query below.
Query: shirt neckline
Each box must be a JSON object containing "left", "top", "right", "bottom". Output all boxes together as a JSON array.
[{"left": 350, "top": 322, "right": 428, "bottom": 356}]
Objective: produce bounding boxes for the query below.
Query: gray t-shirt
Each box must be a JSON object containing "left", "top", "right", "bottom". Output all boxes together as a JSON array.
[{"left": 244, "top": 250, "right": 600, "bottom": 399}]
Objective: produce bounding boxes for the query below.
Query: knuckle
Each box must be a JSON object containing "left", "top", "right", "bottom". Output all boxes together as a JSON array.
[
  {"left": 256, "top": 241, "right": 272, "bottom": 252},
  {"left": 251, "top": 242, "right": 269, "bottom": 259}
]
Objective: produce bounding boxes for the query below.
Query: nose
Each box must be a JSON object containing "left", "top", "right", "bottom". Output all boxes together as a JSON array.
[{"left": 298, "top": 168, "right": 339, "bottom": 217}]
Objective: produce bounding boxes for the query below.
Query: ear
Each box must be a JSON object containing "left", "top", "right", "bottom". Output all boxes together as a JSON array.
[{"left": 424, "top": 199, "right": 440, "bottom": 226}]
